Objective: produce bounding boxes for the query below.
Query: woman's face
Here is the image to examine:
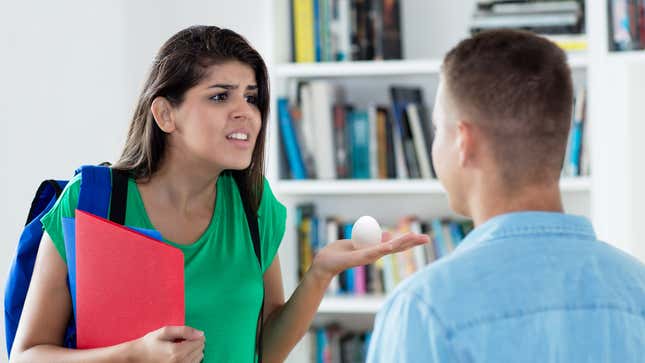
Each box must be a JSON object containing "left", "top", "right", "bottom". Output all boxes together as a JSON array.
[{"left": 168, "top": 60, "right": 262, "bottom": 172}]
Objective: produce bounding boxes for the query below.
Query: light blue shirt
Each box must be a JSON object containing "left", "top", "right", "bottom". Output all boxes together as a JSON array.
[{"left": 367, "top": 212, "right": 645, "bottom": 362}]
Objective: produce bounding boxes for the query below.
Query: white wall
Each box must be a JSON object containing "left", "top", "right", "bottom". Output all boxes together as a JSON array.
[{"left": 0, "top": 1, "right": 270, "bottom": 357}]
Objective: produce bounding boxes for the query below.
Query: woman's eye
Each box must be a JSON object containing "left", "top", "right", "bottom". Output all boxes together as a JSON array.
[
  {"left": 245, "top": 95, "right": 258, "bottom": 105},
  {"left": 210, "top": 93, "right": 228, "bottom": 102}
]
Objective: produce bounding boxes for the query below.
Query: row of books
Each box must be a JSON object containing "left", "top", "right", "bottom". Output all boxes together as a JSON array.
[
  {"left": 608, "top": 0, "right": 645, "bottom": 51},
  {"left": 291, "top": 0, "right": 402, "bottom": 63},
  {"left": 471, "top": 1, "right": 585, "bottom": 35},
  {"left": 297, "top": 203, "right": 474, "bottom": 295},
  {"left": 304, "top": 326, "right": 372, "bottom": 363},
  {"left": 277, "top": 82, "right": 435, "bottom": 180},
  {"left": 278, "top": 81, "right": 589, "bottom": 180}
]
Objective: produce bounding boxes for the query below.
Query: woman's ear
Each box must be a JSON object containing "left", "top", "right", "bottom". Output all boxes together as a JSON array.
[{"left": 151, "top": 97, "right": 176, "bottom": 133}]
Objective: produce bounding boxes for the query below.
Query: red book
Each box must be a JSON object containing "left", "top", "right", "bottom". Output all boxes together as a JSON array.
[{"left": 75, "top": 210, "right": 184, "bottom": 349}]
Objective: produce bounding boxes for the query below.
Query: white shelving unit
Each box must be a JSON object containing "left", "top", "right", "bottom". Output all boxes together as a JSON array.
[{"left": 267, "top": 1, "right": 645, "bottom": 361}]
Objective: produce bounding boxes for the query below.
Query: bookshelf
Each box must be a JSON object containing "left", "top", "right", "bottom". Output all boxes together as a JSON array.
[{"left": 267, "top": 1, "right": 619, "bottom": 361}]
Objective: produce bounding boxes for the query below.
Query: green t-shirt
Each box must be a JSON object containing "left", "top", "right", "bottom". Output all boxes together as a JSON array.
[{"left": 40, "top": 172, "right": 286, "bottom": 362}]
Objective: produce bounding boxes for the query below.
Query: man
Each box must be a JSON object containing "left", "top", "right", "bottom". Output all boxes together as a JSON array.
[{"left": 367, "top": 29, "right": 645, "bottom": 362}]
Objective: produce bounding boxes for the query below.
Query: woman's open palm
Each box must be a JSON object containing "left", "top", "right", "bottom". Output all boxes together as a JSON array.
[{"left": 312, "top": 232, "right": 430, "bottom": 278}]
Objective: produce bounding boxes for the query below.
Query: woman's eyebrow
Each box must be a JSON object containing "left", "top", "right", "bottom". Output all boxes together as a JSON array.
[{"left": 208, "top": 84, "right": 258, "bottom": 90}]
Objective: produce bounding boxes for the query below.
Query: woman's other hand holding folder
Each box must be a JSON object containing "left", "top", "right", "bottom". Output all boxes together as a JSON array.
[{"left": 128, "top": 326, "right": 205, "bottom": 363}]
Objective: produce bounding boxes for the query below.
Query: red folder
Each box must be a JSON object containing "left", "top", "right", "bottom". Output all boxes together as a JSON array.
[{"left": 75, "top": 210, "right": 184, "bottom": 349}]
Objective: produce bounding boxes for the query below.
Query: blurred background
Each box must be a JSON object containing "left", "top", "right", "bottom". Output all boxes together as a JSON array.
[{"left": 1, "top": 1, "right": 644, "bottom": 361}]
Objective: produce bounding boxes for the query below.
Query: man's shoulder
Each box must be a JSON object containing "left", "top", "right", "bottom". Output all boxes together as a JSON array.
[{"left": 384, "top": 253, "right": 476, "bottom": 319}]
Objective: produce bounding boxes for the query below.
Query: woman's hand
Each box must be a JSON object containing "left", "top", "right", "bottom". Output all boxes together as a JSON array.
[
  {"left": 310, "top": 232, "right": 430, "bottom": 282},
  {"left": 129, "top": 326, "right": 205, "bottom": 363}
]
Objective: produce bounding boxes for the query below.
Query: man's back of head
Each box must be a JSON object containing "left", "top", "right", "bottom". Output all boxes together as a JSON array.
[
  {"left": 432, "top": 29, "right": 573, "bottom": 223},
  {"left": 367, "top": 29, "right": 645, "bottom": 363}
]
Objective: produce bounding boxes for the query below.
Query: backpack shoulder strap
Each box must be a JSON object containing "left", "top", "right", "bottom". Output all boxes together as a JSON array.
[
  {"left": 108, "top": 169, "right": 129, "bottom": 225},
  {"left": 76, "top": 165, "right": 129, "bottom": 224},
  {"left": 232, "top": 174, "right": 261, "bottom": 266},
  {"left": 25, "top": 180, "right": 64, "bottom": 225}
]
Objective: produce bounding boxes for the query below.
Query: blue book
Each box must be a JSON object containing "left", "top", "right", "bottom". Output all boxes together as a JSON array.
[
  {"left": 316, "top": 328, "right": 326, "bottom": 363},
  {"left": 569, "top": 120, "right": 583, "bottom": 176},
  {"left": 311, "top": 216, "right": 320, "bottom": 254},
  {"left": 313, "top": 0, "right": 322, "bottom": 61},
  {"left": 277, "top": 98, "right": 307, "bottom": 179},
  {"left": 432, "top": 219, "right": 447, "bottom": 258},
  {"left": 349, "top": 110, "right": 370, "bottom": 179},
  {"left": 343, "top": 223, "right": 355, "bottom": 293},
  {"left": 448, "top": 222, "right": 464, "bottom": 248}
]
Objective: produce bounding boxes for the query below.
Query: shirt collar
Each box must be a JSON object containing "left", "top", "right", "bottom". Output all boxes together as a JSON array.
[{"left": 455, "top": 211, "right": 596, "bottom": 253}]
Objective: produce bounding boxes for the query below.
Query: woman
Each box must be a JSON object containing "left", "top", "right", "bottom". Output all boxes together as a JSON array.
[{"left": 10, "top": 26, "right": 428, "bottom": 363}]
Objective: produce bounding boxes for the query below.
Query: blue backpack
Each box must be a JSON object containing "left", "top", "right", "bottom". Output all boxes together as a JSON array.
[
  {"left": 3, "top": 166, "right": 264, "bottom": 360},
  {"left": 4, "top": 165, "right": 130, "bottom": 357}
]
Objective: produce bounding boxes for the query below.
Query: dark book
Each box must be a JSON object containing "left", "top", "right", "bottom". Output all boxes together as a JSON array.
[
  {"left": 416, "top": 104, "right": 436, "bottom": 177},
  {"left": 354, "top": 0, "right": 373, "bottom": 60},
  {"left": 385, "top": 109, "right": 397, "bottom": 178},
  {"left": 401, "top": 110, "right": 421, "bottom": 178},
  {"left": 382, "top": 0, "right": 402, "bottom": 59},
  {"left": 350, "top": 0, "right": 361, "bottom": 60},
  {"left": 333, "top": 103, "right": 350, "bottom": 178},
  {"left": 390, "top": 86, "right": 425, "bottom": 178}
]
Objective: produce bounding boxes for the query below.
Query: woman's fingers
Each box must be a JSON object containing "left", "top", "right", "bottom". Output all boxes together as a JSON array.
[
  {"left": 355, "top": 233, "right": 429, "bottom": 264},
  {"left": 388, "top": 232, "right": 430, "bottom": 252}
]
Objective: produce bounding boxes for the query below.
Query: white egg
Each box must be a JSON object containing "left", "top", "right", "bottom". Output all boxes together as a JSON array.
[{"left": 351, "top": 216, "right": 382, "bottom": 244}]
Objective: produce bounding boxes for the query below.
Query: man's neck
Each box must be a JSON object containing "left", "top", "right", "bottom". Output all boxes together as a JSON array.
[{"left": 468, "top": 179, "right": 564, "bottom": 227}]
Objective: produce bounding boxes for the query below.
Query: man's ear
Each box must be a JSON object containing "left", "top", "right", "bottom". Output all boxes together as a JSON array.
[
  {"left": 456, "top": 120, "right": 476, "bottom": 168},
  {"left": 151, "top": 97, "right": 176, "bottom": 133}
]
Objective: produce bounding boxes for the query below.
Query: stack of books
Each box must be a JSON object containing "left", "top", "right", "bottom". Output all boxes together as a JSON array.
[
  {"left": 608, "top": 0, "right": 645, "bottom": 51},
  {"left": 470, "top": 1, "right": 586, "bottom": 51}
]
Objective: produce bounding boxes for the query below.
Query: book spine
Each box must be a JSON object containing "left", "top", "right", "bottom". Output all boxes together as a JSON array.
[
  {"left": 337, "top": 0, "right": 352, "bottom": 60},
  {"left": 382, "top": 0, "right": 402, "bottom": 59},
  {"left": 314, "top": 0, "right": 322, "bottom": 61},
  {"left": 293, "top": 0, "right": 316, "bottom": 62},
  {"left": 376, "top": 107, "right": 389, "bottom": 179},
  {"left": 350, "top": 110, "right": 371, "bottom": 179},
  {"left": 406, "top": 103, "right": 433, "bottom": 179},
  {"left": 368, "top": 106, "right": 379, "bottom": 179},
  {"left": 311, "top": 81, "right": 337, "bottom": 179},
  {"left": 277, "top": 98, "right": 307, "bottom": 179},
  {"left": 333, "top": 104, "right": 349, "bottom": 178}
]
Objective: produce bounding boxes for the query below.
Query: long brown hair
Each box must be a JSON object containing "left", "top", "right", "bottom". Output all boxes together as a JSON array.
[{"left": 114, "top": 25, "right": 269, "bottom": 213}]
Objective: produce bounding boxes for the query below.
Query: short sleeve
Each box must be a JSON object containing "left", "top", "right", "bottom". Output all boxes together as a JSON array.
[
  {"left": 39, "top": 174, "right": 83, "bottom": 264},
  {"left": 366, "top": 290, "right": 456, "bottom": 363},
  {"left": 257, "top": 178, "right": 286, "bottom": 272}
]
